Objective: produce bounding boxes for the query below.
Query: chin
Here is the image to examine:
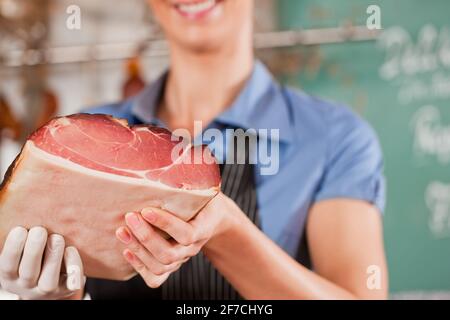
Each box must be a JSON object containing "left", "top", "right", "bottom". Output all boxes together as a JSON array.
[
  {"left": 174, "top": 30, "right": 229, "bottom": 53},
  {"left": 151, "top": 0, "right": 252, "bottom": 50}
]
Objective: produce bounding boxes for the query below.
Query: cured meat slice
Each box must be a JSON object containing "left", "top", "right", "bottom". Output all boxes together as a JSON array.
[{"left": 0, "top": 114, "right": 221, "bottom": 280}]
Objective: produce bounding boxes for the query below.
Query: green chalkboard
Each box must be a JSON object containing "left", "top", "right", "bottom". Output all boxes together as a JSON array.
[{"left": 277, "top": 0, "right": 450, "bottom": 296}]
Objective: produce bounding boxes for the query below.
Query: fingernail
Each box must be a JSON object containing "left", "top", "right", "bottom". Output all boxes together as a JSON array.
[
  {"left": 116, "top": 228, "right": 131, "bottom": 244},
  {"left": 142, "top": 210, "right": 156, "bottom": 223},
  {"left": 123, "top": 249, "right": 135, "bottom": 262},
  {"left": 126, "top": 212, "right": 141, "bottom": 229}
]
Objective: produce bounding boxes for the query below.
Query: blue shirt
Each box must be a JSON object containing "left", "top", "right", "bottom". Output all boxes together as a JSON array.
[{"left": 86, "top": 61, "right": 385, "bottom": 262}]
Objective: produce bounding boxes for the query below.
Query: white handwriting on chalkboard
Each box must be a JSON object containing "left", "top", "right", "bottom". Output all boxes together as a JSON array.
[
  {"left": 411, "top": 105, "right": 450, "bottom": 164},
  {"left": 398, "top": 72, "right": 450, "bottom": 105},
  {"left": 378, "top": 25, "right": 450, "bottom": 81},
  {"left": 426, "top": 181, "right": 450, "bottom": 238}
]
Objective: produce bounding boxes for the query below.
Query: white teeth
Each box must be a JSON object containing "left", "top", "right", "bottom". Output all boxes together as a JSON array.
[{"left": 177, "top": 0, "right": 216, "bottom": 15}]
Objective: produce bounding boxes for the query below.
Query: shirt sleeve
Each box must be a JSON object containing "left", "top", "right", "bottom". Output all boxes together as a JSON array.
[{"left": 314, "top": 107, "right": 386, "bottom": 213}]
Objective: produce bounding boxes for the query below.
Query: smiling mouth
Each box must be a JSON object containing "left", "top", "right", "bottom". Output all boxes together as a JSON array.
[{"left": 173, "top": 0, "right": 221, "bottom": 19}]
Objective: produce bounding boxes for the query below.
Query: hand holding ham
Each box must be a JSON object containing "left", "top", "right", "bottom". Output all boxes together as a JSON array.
[{"left": 115, "top": 192, "right": 238, "bottom": 288}]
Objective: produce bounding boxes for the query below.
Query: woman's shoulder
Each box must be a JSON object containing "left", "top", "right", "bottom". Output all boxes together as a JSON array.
[
  {"left": 282, "top": 86, "right": 380, "bottom": 149},
  {"left": 282, "top": 86, "right": 385, "bottom": 211}
]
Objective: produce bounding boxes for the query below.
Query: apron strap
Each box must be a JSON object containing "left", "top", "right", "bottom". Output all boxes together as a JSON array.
[{"left": 162, "top": 128, "right": 260, "bottom": 300}]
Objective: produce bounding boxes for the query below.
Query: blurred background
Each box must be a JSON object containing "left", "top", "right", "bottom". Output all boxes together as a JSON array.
[{"left": 1, "top": 0, "right": 449, "bottom": 299}]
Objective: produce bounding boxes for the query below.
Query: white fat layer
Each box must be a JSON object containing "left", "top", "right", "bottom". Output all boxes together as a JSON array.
[
  {"left": 177, "top": 0, "right": 216, "bottom": 14},
  {"left": 51, "top": 117, "right": 71, "bottom": 128},
  {"left": 25, "top": 141, "right": 217, "bottom": 197}
]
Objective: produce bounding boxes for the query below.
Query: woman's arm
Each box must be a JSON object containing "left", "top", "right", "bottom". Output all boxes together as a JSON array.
[
  {"left": 204, "top": 198, "right": 388, "bottom": 300},
  {"left": 119, "top": 193, "right": 388, "bottom": 299}
]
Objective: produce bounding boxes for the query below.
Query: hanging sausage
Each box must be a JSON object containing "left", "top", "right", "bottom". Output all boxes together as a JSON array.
[
  {"left": 122, "top": 57, "right": 146, "bottom": 99},
  {"left": 0, "top": 94, "right": 22, "bottom": 141}
]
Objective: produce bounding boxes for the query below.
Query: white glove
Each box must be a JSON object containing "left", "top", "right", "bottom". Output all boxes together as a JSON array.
[{"left": 0, "top": 226, "right": 85, "bottom": 300}]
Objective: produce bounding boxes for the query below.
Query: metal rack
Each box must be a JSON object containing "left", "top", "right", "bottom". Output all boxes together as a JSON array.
[{"left": 2, "top": 25, "right": 380, "bottom": 68}]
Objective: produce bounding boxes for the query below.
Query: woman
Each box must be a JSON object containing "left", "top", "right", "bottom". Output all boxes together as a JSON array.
[{"left": 0, "top": 0, "right": 388, "bottom": 299}]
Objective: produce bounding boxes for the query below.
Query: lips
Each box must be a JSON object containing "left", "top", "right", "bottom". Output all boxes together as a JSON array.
[{"left": 173, "top": 0, "right": 220, "bottom": 19}]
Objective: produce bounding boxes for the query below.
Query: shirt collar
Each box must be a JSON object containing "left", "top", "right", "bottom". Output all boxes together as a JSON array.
[
  {"left": 132, "top": 70, "right": 167, "bottom": 126},
  {"left": 131, "top": 60, "right": 295, "bottom": 144}
]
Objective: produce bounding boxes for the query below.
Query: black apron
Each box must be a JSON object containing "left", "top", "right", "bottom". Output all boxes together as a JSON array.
[{"left": 86, "top": 129, "right": 260, "bottom": 300}]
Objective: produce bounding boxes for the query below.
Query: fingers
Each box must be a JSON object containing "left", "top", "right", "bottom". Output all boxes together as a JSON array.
[
  {"left": 122, "top": 249, "right": 172, "bottom": 288},
  {"left": 18, "top": 227, "right": 48, "bottom": 287},
  {"left": 141, "top": 208, "right": 199, "bottom": 246},
  {"left": 116, "top": 227, "right": 184, "bottom": 276},
  {"left": 0, "top": 227, "right": 84, "bottom": 300},
  {"left": 124, "top": 212, "right": 179, "bottom": 264},
  {"left": 64, "top": 246, "right": 85, "bottom": 291},
  {"left": 0, "top": 226, "right": 28, "bottom": 279},
  {"left": 37, "top": 234, "right": 65, "bottom": 294}
]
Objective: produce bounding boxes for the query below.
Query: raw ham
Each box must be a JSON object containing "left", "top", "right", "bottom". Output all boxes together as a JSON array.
[{"left": 0, "top": 114, "right": 221, "bottom": 280}]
